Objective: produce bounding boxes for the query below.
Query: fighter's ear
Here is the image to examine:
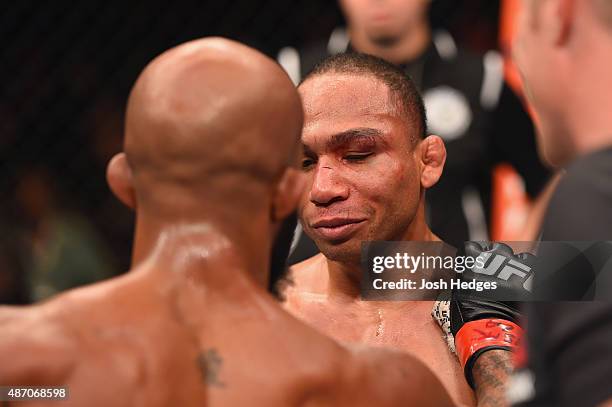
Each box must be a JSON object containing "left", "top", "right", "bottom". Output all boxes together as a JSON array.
[
  {"left": 541, "top": 0, "right": 574, "bottom": 46},
  {"left": 418, "top": 135, "right": 446, "bottom": 189},
  {"left": 271, "top": 167, "right": 306, "bottom": 222},
  {"left": 107, "top": 153, "right": 136, "bottom": 210}
]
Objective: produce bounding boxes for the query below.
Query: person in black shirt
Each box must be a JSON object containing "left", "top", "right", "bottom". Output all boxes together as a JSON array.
[
  {"left": 279, "top": 0, "right": 552, "bottom": 260},
  {"left": 510, "top": 1, "right": 612, "bottom": 406}
]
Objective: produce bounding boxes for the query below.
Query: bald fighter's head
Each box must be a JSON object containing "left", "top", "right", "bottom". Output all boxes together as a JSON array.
[{"left": 107, "top": 38, "right": 305, "bottom": 274}]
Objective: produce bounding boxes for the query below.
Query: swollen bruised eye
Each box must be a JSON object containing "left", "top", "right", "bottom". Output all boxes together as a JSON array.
[
  {"left": 344, "top": 153, "right": 374, "bottom": 162},
  {"left": 301, "top": 158, "right": 315, "bottom": 170}
]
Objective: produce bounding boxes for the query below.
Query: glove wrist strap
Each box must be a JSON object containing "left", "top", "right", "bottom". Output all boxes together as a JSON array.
[{"left": 455, "top": 319, "right": 523, "bottom": 388}]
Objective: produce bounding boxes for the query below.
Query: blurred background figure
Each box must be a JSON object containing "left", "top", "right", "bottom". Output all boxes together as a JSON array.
[
  {"left": 13, "top": 166, "right": 115, "bottom": 301},
  {"left": 279, "top": 0, "right": 552, "bottom": 263},
  {"left": 0, "top": 221, "right": 29, "bottom": 305},
  {"left": 1, "top": 0, "right": 548, "bottom": 303}
]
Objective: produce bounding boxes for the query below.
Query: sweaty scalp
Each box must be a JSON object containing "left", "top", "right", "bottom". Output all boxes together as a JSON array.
[{"left": 124, "top": 37, "right": 303, "bottom": 205}]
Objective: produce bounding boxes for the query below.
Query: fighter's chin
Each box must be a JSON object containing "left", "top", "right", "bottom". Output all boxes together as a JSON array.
[
  {"left": 367, "top": 32, "right": 401, "bottom": 48},
  {"left": 536, "top": 124, "right": 574, "bottom": 169},
  {"left": 313, "top": 238, "right": 363, "bottom": 265},
  {"left": 541, "top": 147, "right": 573, "bottom": 170}
]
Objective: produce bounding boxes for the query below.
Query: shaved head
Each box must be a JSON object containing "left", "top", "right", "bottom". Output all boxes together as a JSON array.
[
  {"left": 124, "top": 37, "right": 303, "bottom": 213},
  {"left": 107, "top": 37, "right": 306, "bottom": 291}
]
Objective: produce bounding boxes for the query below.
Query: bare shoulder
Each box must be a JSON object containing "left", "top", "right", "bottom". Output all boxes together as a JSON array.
[
  {"left": 0, "top": 274, "right": 143, "bottom": 387},
  {"left": 339, "top": 346, "right": 455, "bottom": 407},
  {"left": 282, "top": 253, "right": 328, "bottom": 297},
  {"left": 0, "top": 303, "right": 77, "bottom": 386},
  {"left": 291, "top": 252, "right": 326, "bottom": 273}
]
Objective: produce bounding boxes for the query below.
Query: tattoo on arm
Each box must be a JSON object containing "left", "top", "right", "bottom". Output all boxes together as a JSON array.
[
  {"left": 472, "top": 349, "right": 513, "bottom": 407},
  {"left": 196, "top": 348, "right": 226, "bottom": 388}
]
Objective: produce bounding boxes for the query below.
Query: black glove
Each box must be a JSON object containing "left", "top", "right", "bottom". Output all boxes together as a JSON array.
[{"left": 451, "top": 242, "right": 534, "bottom": 388}]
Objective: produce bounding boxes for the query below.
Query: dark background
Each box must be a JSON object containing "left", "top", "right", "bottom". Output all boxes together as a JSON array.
[{"left": 0, "top": 0, "right": 502, "bottom": 303}]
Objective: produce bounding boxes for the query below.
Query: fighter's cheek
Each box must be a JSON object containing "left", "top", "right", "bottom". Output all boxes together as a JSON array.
[
  {"left": 296, "top": 170, "right": 316, "bottom": 199},
  {"left": 366, "top": 166, "right": 410, "bottom": 195},
  {"left": 296, "top": 195, "right": 315, "bottom": 225},
  {"left": 298, "top": 181, "right": 311, "bottom": 204},
  {"left": 298, "top": 193, "right": 316, "bottom": 215},
  {"left": 342, "top": 161, "right": 397, "bottom": 185}
]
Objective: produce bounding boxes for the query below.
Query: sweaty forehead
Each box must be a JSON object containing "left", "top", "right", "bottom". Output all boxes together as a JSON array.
[
  {"left": 298, "top": 73, "right": 402, "bottom": 140},
  {"left": 299, "top": 73, "right": 400, "bottom": 122}
]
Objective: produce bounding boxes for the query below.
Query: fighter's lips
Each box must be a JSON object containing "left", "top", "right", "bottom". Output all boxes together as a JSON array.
[{"left": 310, "top": 218, "right": 366, "bottom": 241}]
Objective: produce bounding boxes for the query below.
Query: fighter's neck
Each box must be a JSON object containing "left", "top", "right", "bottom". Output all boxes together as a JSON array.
[
  {"left": 131, "top": 217, "right": 271, "bottom": 289},
  {"left": 348, "top": 23, "right": 430, "bottom": 65},
  {"left": 325, "top": 224, "right": 438, "bottom": 300},
  {"left": 567, "top": 93, "right": 612, "bottom": 160}
]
